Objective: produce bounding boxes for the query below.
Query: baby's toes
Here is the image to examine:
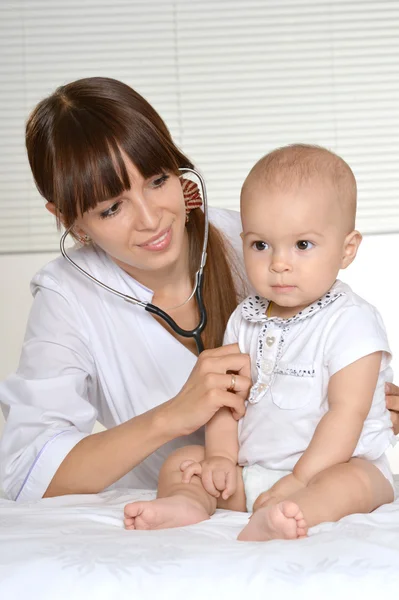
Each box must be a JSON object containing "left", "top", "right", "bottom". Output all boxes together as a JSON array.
[
  {"left": 297, "top": 517, "right": 307, "bottom": 529},
  {"left": 295, "top": 515, "right": 308, "bottom": 538},
  {"left": 124, "top": 517, "right": 136, "bottom": 530}
]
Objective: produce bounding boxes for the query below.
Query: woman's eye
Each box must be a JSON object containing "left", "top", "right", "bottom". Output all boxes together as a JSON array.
[
  {"left": 296, "top": 240, "right": 314, "bottom": 250},
  {"left": 152, "top": 173, "right": 169, "bottom": 188},
  {"left": 100, "top": 202, "right": 122, "bottom": 219},
  {"left": 252, "top": 241, "right": 269, "bottom": 251}
]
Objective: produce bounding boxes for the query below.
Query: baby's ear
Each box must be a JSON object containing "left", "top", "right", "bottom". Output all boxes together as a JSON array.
[{"left": 341, "top": 229, "right": 362, "bottom": 269}]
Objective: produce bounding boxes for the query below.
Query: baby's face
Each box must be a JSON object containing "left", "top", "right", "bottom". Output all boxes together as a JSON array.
[{"left": 241, "top": 178, "right": 353, "bottom": 317}]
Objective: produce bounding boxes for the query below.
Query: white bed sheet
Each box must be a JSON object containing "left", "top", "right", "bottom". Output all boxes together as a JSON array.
[{"left": 1, "top": 482, "right": 399, "bottom": 600}]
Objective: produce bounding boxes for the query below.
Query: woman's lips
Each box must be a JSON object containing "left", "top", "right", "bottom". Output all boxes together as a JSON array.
[{"left": 139, "top": 227, "right": 172, "bottom": 252}]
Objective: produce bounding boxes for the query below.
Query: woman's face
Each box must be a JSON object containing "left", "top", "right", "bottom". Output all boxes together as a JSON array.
[{"left": 75, "top": 159, "right": 188, "bottom": 282}]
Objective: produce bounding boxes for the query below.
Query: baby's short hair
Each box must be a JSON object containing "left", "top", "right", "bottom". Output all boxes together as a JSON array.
[{"left": 242, "top": 144, "right": 357, "bottom": 229}]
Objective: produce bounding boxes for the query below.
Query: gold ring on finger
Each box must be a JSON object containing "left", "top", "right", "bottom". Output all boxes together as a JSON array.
[{"left": 227, "top": 373, "right": 236, "bottom": 393}]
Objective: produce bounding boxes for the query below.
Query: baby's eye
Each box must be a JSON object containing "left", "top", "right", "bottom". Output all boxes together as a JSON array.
[
  {"left": 252, "top": 241, "right": 269, "bottom": 251},
  {"left": 100, "top": 201, "right": 122, "bottom": 219},
  {"left": 296, "top": 240, "right": 314, "bottom": 251}
]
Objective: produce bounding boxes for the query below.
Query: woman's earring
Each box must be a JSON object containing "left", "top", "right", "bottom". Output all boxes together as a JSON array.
[
  {"left": 180, "top": 178, "right": 203, "bottom": 223},
  {"left": 76, "top": 233, "right": 91, "bottom": 245}
]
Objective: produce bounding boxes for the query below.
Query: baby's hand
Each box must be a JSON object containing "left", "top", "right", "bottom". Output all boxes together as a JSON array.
[
  {"left": 180, "top": 456, "right": 237, "bottom": 500},
  {"left": 253, "top": 473, "right": 306, "bottom": 512}
]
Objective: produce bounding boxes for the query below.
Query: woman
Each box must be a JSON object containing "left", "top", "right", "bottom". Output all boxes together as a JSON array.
[{"left": 0, "top": 77, "right": 398, "bottom": 502}]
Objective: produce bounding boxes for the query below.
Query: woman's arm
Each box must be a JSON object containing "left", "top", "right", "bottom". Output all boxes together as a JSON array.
[
  {"left": 0, "top": 270, "right": 250, "bottom": 500},
  {"left": 45, "top": 344, "right": 250, "bottom": 497},
  {"left": 44, "top": 405, "right": 176, "bottom": 497}
]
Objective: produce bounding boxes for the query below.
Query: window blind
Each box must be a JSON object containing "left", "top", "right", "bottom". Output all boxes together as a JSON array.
[{"left": 1, "top": 0, "right": 398, "bottom": 253}]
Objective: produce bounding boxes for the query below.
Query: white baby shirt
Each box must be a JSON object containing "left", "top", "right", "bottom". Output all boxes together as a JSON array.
[{"left": 223, "top": 280, "right": 395, "bottom": 471}]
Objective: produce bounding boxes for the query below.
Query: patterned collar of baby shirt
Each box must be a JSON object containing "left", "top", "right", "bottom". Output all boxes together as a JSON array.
[
  {"left": 242, "top": 280, "right": 349, "bottom": 404},
  {"left": 241, "top": 279, "right": 348, "bottom": 326}
]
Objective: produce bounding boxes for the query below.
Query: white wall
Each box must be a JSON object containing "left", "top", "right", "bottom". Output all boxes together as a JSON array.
[{"left": 0, "top": 234, "right": 399, "bottom": 470}]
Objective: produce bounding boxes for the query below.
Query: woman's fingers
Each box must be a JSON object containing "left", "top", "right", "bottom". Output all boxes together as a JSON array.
[
  {"left": 167, "top": 345, "right": 251, "bottom": 437},
  {"left": 202, "top": 372, "right": 250, "bottom": 398},
  {"left": 197, "top": 351, "right": 251, "bottom": 380},
  {"left": 385, "top": 383, "right": 399, "bottom": 435},
  {"left": 386, "top": 395, "right": 399, "bottom": 412},
  {"left": 386, "top": 382, "right": 399, "bottom": 397},
  {"left": 201, "top": 343, "right": 240, "bottom": 357},
  {"left": 390, "top": 410, "right": 399, "bottom": 436},
  {"left": 216, "top": 390, "right": 246, "bottom": 420},
  {"left": 387, "top": 397, "right": 399, "bottom": 411}
]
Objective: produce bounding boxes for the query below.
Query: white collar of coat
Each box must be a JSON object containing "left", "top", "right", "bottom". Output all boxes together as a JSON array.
[
  {"left": 72, "top": 244, "right": 155, "bottom": 303},
  {"left": 241, "top": 279, "right": 348, "bottom": 326}
]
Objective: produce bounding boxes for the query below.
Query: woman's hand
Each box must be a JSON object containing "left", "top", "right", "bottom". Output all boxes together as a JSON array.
[
  {"left": 159, "top": 343, "right": 251, "bottom": 438},
  {"left": 386, "top": 382, "right": 399, "bottom": 435}
]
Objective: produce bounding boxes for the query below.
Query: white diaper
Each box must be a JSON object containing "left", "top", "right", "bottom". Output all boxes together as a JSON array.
[
  {"left": 242, "top": 464, "right": 291, "bottom": 512},
  {"left": 242, "top": 454, "right": 395, "bottom": 513},
  {"left": 367, "top": 453, "right": 395, "bottom": 496}
]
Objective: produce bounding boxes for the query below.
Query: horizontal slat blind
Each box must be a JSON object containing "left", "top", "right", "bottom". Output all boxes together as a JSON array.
[{"left": 1, "top": 0, "right": 398, "bottom": 253}]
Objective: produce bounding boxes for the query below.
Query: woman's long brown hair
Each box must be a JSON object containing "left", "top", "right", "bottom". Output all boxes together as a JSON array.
[{"left": 25, "top": 77, "right": 240, "bottom": 350}]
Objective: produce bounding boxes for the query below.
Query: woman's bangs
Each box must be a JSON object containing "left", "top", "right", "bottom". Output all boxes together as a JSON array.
[
  {"left": 58, "top": 132, "right": 131, "bottom": 227},
  {"left": 121, "top": 114, "right": 180, "bottom": 179},
  {"left": 56, "top": 103, "right": 184, "bottom": 227}
]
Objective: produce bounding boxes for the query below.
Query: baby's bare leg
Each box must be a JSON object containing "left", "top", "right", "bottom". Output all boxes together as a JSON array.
[
  {"left": 124, "top": 446, "right": 245, "bottom": 530},
  {"left": 124, "top": 445, "right": 212, "bottom": 530},
  {"left": 288, "top": 458, "right": 394, "bottom": 527},
  {"left": 238, "top": 458, "right": 393, "bottom": 542}
]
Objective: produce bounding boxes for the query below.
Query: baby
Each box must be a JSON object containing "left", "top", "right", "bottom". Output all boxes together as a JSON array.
[{"left": 124, "top": 144, "right": 395, "bottom": 541}]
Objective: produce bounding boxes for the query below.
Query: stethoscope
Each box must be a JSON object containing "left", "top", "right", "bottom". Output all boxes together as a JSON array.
[{"left": 60, "top": 167, "right": 209, "bottom": 354}]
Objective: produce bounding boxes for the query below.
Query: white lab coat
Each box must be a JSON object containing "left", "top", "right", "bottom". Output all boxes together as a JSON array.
[{"left": 0, "top": 208, "right": 244, "bottom": 501}]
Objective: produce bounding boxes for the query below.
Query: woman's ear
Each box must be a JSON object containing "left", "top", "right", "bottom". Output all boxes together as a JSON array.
[
  {"left": 341, "top": 229, "right": 362, "bottom": 269},
  {"left": 45, "top": 201, "right": 67, "bottom": 228},
  {"left": 46, "top": 202, "right": 90, "bottom": 244},
  {"left": 45, "top": 201, "right": 57, "bottom": 218}
]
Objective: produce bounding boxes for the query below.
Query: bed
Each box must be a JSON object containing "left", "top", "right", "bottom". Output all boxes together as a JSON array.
[{"left": 1, "top": 481, "right": 399, "bottom": 599}]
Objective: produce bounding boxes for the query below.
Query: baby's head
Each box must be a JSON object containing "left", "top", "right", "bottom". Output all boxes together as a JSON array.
[{"left": 240, "top": 144, "right": 361, "bottom": 317}]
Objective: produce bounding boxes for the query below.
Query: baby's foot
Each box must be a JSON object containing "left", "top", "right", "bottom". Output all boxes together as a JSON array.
[
  {"left": 124, "top": 495, "right": 209, "bottom": 530},
  {"left": 237, "top": 500, "right": 308, "bottom": 542}
]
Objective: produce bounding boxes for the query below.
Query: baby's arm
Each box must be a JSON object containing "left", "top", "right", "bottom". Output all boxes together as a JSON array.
[
  {"left": 182, "top": 307, "right": 243, "bottom": 499},
  {"left": 203, "top": 408, "right": 240, "bottom": 498},
  {"left": 293, "top": 351, "right": 382, "bottom": 485},
  {"left": 181, "top": 407, "right": 239, "bottom": 498}
]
